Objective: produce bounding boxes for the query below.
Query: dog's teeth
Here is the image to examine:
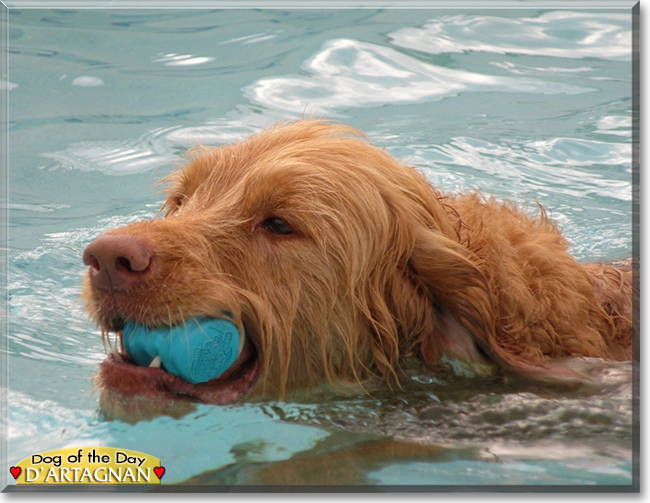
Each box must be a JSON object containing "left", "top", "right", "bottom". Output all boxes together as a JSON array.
[
  {"left": 149, "top": 355, "right": 162, "bottom": 368},
  {"left": 111, "top": 345, "right": 123, "bottom": 363}
]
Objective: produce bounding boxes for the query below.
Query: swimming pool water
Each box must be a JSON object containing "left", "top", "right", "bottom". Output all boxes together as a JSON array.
[{"left": 3, "top": 6, "right": 637, "bottom": 490}]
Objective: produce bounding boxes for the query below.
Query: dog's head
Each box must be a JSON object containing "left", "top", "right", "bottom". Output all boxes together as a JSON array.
[{"left": 83, "top": 120, "right": 581, "bottom": 420}]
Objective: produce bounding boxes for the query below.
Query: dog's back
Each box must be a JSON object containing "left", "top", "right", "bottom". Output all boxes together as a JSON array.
[{"left": 450, "top": 193, "right": 632, "bottom": 361}]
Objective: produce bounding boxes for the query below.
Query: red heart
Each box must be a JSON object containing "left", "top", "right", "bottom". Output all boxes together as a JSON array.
[
  {"left": 154, "top": 466, "right": 165, "bottom": 480},
  {"left": 10, "top": 467, "right": 21, "bottom": 479}
]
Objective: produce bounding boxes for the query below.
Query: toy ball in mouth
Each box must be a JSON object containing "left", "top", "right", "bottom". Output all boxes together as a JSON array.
[{"left": 121, "top": 317, "right": 245, "bottom": 385}]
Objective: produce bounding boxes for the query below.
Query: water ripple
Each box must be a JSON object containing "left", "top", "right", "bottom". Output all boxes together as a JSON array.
[
  {"left": 218, "top": 30, "right": 282, "bottom": 46},
  {"left": 245, "top": 38, "right": 591, "bottom": 113},
  {"left": 152, "top": 53, "right": 216, "bottom": 67},
  {"left": 525, "top": 137, "right": 631, "bottom": 169},
  {"left": 38, "top": 113, "right": 280, "bottom": 175},
  {"left": 595, "top": 115, "right": 632, "bottom": 137},
  {"left": 407, "top": 135, "right": 631, "bottom": 202},
  {"left": 390, "top": 12, "right": 631, "bottom": 61},
  {"left": 41, "top": 127, "right": 180, "bottom": 175},
  {"left": 269, "top": 357, "right": 632, "bottom": 449}
]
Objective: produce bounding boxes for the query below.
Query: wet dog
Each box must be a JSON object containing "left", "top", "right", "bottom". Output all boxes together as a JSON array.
[{"left": 82, "top": 120, "right": 632, "bottom": 420}]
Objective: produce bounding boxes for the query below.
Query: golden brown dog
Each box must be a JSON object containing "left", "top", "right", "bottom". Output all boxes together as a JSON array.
[{"left": 82, "top": 120, "right": 632, "bottom": 419}]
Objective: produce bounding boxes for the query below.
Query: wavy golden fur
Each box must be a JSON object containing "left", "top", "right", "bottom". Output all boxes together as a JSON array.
[{"left": 84, "top": 119, "right": 633, "bottom": 405}]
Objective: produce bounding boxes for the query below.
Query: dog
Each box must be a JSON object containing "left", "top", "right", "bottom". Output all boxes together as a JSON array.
[{"left": 82, "top": 120, "right": 633, "bottom": 421}]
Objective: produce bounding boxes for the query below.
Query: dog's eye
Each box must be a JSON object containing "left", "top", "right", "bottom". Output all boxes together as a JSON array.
[
  {"left": 262, "top": 217, "right": 294, "bottom": 235},
  {"left": 163, "top": 193, "right": 184, "bottom": 216}
]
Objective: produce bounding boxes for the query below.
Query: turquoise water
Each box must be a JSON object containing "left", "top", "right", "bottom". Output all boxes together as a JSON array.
[{"left": 4, "top": 7, "right": 635, "bottom": 489}]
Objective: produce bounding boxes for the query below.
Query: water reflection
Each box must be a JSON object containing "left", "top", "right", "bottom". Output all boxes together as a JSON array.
[
  {"left": 152, "top": 53, "right": 216, "bottom": 66},
  {"left": 245, "top": 38, "right": 590, "bottom": 113},
  {"left": 390, "top": 12, "right": 631, "bottom": 61}
]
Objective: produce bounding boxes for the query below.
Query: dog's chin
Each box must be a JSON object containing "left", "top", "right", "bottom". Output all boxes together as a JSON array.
[{"left": 95, "top": 321, "right": 264, "bottom": 423}]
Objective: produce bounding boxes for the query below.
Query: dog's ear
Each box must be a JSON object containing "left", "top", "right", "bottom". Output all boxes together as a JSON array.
[
  {"left": 408, "top": 227, "right": 590, "bottom": 386},
  {"left": 407, "top": 227, "right": 496, "bottom": 361}
]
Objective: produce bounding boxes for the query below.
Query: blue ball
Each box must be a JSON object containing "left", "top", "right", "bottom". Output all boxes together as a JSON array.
[{"left": 122, "top": 317, "right": 245, "bottom": 385}]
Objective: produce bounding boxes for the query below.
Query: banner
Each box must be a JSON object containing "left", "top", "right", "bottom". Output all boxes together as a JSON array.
[{"left": 10, "top": 447, "right": 164, "bottom": 485}]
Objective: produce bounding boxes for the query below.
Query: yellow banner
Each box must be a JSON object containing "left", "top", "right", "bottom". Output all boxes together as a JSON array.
[{"left": 13, "top": 447, "right": 162, "bottom": 485}]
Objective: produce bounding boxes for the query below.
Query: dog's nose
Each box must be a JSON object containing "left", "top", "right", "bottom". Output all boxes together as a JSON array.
[{"left": 83, "top": 234, "right": 154, "bottom": 292}]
